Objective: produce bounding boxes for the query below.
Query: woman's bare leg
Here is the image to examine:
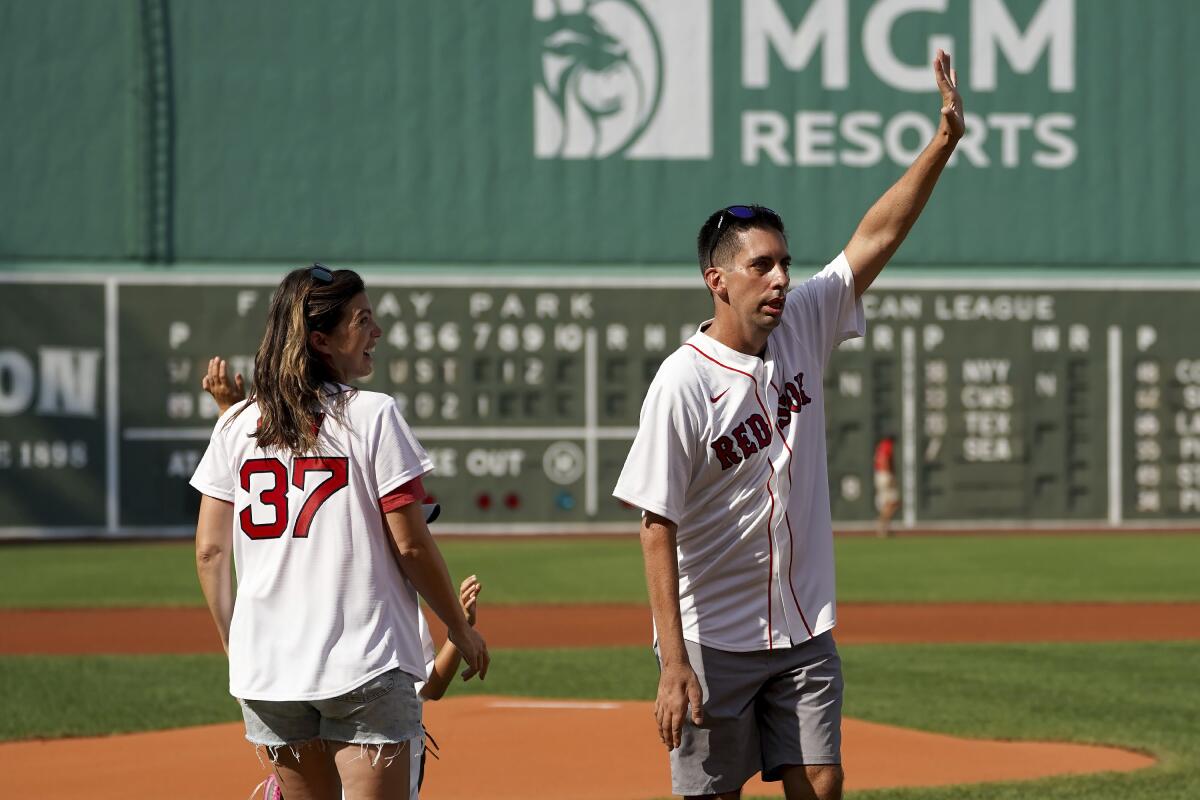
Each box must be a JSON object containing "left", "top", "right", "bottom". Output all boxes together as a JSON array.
[
  {"left": 267, "top": 739, "right": 341, "bottom": 800},
  {"left": 332, "top": 739, "right": 411, "bottom": 800}
]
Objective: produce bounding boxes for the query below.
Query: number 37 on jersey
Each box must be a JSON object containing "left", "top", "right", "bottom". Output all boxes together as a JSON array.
[{"left": 238, "top": 457, "right": 349, "bottom": 540}]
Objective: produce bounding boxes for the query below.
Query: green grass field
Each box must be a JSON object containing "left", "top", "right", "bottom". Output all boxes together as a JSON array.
[
  {"left": 2, "top": 535, "right": 1198, "bottom": 798},
  {"left": 3, "top": 534, "right": 1200, "bottom": 608}
]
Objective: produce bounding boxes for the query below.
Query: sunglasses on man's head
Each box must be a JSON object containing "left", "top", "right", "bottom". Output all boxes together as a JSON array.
[
  {"left": 707, "top": 205, "right": 780, "bottom": 269},
  {"left": 310, "top": 263, "right": 334, "bottom": 284}
]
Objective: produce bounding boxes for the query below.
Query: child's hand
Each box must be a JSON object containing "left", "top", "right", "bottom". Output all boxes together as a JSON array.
[
  {"left": 201, "top": 357, "right": 246, "bottom": 415},
  {"left": 460, "top": 575, "right": 481, "bottom": 627}
]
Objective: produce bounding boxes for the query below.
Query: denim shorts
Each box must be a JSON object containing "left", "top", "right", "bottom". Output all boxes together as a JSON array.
[{"left": 239, "top": 667, "right": 421, "bottom": 748}]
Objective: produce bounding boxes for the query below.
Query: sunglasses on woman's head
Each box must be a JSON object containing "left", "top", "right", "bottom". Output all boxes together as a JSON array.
[{"left": 310, "top": 263, "right": 334, "bottom": 284}]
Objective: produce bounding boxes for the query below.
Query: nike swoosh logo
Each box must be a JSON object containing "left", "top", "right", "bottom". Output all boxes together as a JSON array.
[{"left": 709, "top": 388, "right": 730, "bottom": 403}]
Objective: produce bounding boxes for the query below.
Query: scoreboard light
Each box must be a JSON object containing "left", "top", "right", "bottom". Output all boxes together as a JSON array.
[
  {"left": 475, "top": 493, "right": 492, "bottom": 510},
  {"left": 555, "top": 491, "right": 575, "bottom": 511},
  {"left": 504, "top": 492, "right": 521, "bottom": 510}
]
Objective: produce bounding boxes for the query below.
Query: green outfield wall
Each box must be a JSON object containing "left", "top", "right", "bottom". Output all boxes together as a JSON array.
[
  {"left": 1, "top": 0, "right": 1197, "bottom": 266},
  {"left": 2, "top": 1, "right": 1198, "bottom": 536}
]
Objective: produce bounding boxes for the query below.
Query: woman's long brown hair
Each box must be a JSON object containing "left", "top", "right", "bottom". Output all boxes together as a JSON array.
[{"left": 234, "top": 266, "right": 365, "bottom": 455}]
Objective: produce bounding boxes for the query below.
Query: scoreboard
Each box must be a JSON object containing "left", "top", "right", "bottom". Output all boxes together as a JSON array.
[{"left": 2, "top": 271, "right": 1199, "bottom": 536}]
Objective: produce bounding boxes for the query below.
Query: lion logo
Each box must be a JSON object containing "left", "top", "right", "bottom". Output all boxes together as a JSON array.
[{"left": 534, "top": 0, "right": 664, "bottom": 159}]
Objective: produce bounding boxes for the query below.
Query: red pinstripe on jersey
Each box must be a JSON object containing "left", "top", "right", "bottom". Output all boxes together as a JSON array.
[
  {"left": 770, "top": 379, "right": 816, "bottom": 640},
  {"left": 782, "top": 512, "right": 815, "bottom": 638}
]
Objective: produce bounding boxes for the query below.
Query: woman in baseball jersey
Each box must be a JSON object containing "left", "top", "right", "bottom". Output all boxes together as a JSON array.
[{"left": 191, "top": 265, "right": 488, "bottom": 800}]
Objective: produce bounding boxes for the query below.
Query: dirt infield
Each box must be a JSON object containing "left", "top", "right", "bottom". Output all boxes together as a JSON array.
[
  {"left": 0, "top": 696, "right": 1156, "bottom": 800},
  {"left": 4, "top": 602, "right": 1200, "bottom": 654},
  {"left": 1, "top": 603, "right": 1182, "bottom": 798}
]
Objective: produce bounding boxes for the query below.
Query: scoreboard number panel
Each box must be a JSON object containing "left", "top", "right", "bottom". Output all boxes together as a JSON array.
[
  {"left": 2, "top": 274, "right": 1199, "bottom": 536},
  {"left": 0, "top": 282, "right": 107, "bottom": 529}
]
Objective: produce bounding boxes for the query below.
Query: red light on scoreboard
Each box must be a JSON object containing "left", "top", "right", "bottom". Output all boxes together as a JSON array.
[
  {"left": 475, "top": 493, "right": 492, "bottom": 510},
  {"left": 504, "top": 492, "right": 520, "bottom": 510}
]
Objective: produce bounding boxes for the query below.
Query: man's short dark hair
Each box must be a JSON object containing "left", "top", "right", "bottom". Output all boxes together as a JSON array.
[{"left": 696, "top": 205, "right": 787, "bottom": 276}]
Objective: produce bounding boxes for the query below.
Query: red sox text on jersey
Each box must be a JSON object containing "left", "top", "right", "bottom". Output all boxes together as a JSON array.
[{"left": 711, "top": 373, "right": 813, "bottom": 470}]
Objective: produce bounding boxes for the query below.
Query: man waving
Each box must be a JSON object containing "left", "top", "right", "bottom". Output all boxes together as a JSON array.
[{"left": 614, "top": 51, "right": 964, "bottom": 800}]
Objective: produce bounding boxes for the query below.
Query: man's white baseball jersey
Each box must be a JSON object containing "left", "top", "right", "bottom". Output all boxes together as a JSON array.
[
  {"left": 613, "top": 253, "right": 865, "bottom": 652},
  {"left": 190, "top": 385, "right": 434, "bottom": 701}
]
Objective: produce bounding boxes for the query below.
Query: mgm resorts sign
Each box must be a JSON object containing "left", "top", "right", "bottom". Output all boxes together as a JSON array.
[{"left": 533, "top": 0, "right": 1076, "bottom": 169}]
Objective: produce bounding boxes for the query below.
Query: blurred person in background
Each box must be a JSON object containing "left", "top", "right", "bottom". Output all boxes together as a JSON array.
[{"left": 874, "top": 435, "right": 900, "bottom": 538}]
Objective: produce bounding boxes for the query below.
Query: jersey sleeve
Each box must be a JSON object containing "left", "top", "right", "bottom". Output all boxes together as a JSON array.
[
  {"left": 380, "top": 476, "right": 426, "bottom": 513},
  {"left": 369, "top": 398, "right": 435, "bottom": 497},
  {"left": 786, "top": 251, "right": 866, "bottom": 366},
  {"left": 189, "top": 420, "right": 236, "bottom": 502},
  {"left": 612, "top": 362, "right": 703, "bottom": 525}
]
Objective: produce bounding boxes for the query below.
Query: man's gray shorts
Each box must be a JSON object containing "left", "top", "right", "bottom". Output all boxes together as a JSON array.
[
  {"left": 239, "top": 667, "right": 421, "bottom": 750},
  {"left": 658, "top": 632, "right": 843, "bottom": 796}
]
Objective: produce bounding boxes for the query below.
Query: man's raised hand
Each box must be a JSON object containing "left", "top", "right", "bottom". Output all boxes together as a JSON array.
[{"left": 934, "top": 48, "right": 964, "bottom": 139}]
